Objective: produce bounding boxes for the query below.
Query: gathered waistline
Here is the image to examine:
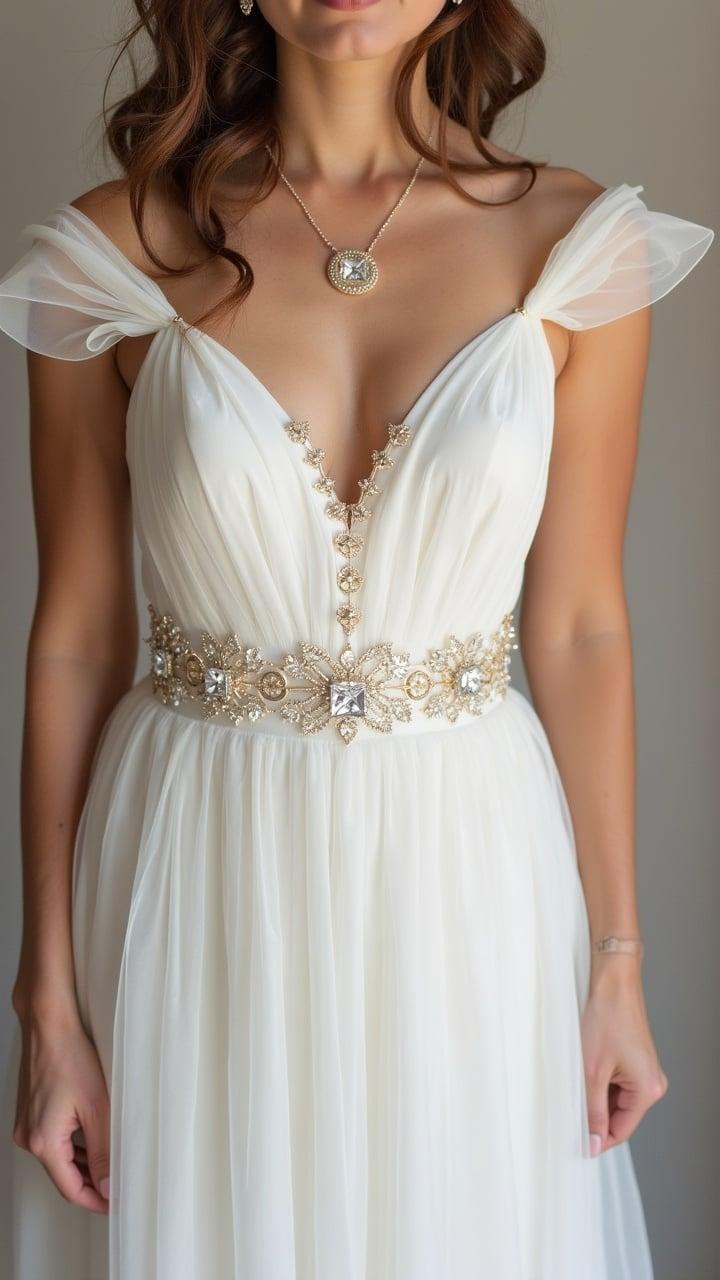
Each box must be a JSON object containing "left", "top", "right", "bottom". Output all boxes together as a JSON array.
[{"left": 145, "top": 604, "right": 517, "bottom": 746}]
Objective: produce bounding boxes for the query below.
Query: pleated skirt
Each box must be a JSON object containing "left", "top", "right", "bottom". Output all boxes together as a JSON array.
[{"left": 5, "top": 675, "right": 654, "bottom": 1279}]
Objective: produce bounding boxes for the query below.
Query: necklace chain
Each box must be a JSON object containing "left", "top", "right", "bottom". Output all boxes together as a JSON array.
[{"left": 264, "top": 127, "right": 433, "bottom": 255}]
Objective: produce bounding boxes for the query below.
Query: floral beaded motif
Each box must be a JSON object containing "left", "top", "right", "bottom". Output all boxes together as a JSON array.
[
  {"left": 283, "top": 417, "right": 413, "bottom": 637},
  {"left": 146, "top": 604, "right": 518, "bottom": 745}
]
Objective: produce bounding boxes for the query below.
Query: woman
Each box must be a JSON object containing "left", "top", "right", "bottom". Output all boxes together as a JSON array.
[{"left": 0, "top": 0, "right": 713, "bottom": 1276}]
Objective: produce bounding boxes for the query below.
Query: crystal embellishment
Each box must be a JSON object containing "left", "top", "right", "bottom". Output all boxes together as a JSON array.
[
  {"left": 146, "top": 604, "right": 517, "bottom": 744},
  {"left": 329, "top": 681, "right": 367, "bottom": 718},
  {"left": 424, "top": 618, "right": 518, "bottom": 723},
  {"left": 457, "top": 665, "right": 484, "bottom": 696},
  {"left": 204, "top": 667, "right": 230, "bottom": 700},
  {"left": 152, "top": 649, "right": 170, "bottom": 678},
  {"left": 283, "top": 417, "right": 413, "bottom": 638}
]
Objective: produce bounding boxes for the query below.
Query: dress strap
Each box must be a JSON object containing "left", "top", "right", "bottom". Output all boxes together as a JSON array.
[
  {"left": 521, "top": 182, "right": 714, "bottom": 330},
  {"left": 0, "top": 203, "right": 177, "bottom": 360}
]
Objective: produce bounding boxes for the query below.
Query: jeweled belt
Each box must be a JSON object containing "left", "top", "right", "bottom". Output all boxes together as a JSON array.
[{"left": 145, "top": 603, "right": 518, "bottom": 745}]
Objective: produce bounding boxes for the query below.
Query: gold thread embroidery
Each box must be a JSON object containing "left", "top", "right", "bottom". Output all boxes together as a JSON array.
[{"left": 146, "top": 604, "right": 518, "bottom": 745}]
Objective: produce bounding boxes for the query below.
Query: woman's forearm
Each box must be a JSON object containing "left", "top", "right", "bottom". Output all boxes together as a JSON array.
[
  {"left": 12, "top": 628, "right": 136, "bottom": 1023},
  {"left": 522, "top": 622, "right": 642, "bottom": 950}
]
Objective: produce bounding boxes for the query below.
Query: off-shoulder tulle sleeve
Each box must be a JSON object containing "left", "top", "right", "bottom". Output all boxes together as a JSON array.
[
  {"left": 523, "top": 183, "right": 714, "bottom": 329},
  {"left": 0, "top": 204, "right": 176, "bottom": 360}
]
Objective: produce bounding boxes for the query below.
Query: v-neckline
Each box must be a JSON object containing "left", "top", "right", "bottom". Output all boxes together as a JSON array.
[
  {"left": 189, "top": 305, "right": 521, "bottom": 507},
  {"left": 52, "top": 182, "right": 634, "bottom": 644},
  {"left": 59, "top": 182, "right": 628, "bottom": 514}
]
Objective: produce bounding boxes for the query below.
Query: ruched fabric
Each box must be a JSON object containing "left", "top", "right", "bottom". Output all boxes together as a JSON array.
[{"left": 0, "top": 183, "right": 713, "bottom": 1280}]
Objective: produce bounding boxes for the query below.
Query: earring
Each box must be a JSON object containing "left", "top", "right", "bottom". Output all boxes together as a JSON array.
[
  {"left": 240, "top": 0, "right": 253, "bottom": 12},
  {"left": 451, "top": 0, "right": 464, "bottom": 5}
]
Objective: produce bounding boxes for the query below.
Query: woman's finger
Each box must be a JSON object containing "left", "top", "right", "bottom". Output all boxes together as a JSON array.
[
  {"left": 77, "top": 1093, "right": 111, "bottom": 1204},
  {"left": 585, "top": 1064, "right": 611, "bottom": 1156},
  {"left": 29, "top": 1120, "right": 109, "bottom": 1214},
  {"left": 604, "top": 1071, "right": 668, "bottom": 1149}
]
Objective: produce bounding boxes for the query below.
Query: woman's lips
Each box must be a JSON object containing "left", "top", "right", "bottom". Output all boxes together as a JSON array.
[{"left": 314, "top": 0, "right": 382, "bottom": 10}]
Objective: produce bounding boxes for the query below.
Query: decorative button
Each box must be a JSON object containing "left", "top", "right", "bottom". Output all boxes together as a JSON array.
[
  {"left": 334, "top": 531, "right": 364, "bottom": 558},
  {"left": 337, "top": 565, "right": 364, "bottom": 594},
  {"left": 336, "top": 601, "right": 362, "bottom": 635}
]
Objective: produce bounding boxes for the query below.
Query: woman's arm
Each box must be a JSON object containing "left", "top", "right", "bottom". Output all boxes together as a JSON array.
[
  {"left": 520, "top": 305, "right": 668, "bottom": 1156},
  {"left": 11, "top": 340, "right": 136, "bottom": 1211}
]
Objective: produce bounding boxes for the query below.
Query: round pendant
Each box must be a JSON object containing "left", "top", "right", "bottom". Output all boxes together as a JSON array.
[{"left": 327, "top": 249, "right": 379, "bottom": 295}]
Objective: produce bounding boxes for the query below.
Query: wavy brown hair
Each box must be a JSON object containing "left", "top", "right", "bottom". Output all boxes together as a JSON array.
[{"left": 103, "top": 0, "right": 546, "bottom": 324}]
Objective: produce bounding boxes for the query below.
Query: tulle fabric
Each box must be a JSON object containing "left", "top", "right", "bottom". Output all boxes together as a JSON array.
[
  {"left": 524, "top": 183, "right": 714, "bottom": 328},
  {"left": 0, "top": 207, "right": 174, "bottom": 355},
  {"left": 0, "top": 182, "right": 713, "bottom": 1279},
  {"left": 7, "top": 682, "right": 655, "bottom": 1280}
]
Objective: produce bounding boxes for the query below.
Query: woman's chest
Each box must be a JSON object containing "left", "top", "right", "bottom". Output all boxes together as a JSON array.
[
  {"left": 115, "top": 208, "right": 568, "bottom": 506},
  {"left": 125, "top": 313, "right": 556, "bottom": 650}
]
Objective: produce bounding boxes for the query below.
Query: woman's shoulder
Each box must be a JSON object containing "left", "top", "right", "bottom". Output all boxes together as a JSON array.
[
  {"left": 522, "top": 163, "right": 608, "bottom": 238},
  {"left": 466, "top": 135, "right": 607, "bottom": 238},
  {"left": 464, "top": 138, "right": 713, "bottom": 330},
  {"left": 450, "top": 132, "right": 607, "bottom": 269},
  {"left": 68, "top": 177, "right": 204, "bottom": 278}
]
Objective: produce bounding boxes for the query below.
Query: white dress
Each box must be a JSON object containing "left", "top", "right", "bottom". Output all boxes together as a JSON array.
[{"left": 0, "top": 182, "right": 713, "bottom": 1280}]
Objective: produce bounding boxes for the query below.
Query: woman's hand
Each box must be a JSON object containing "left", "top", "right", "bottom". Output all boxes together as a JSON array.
[
  {"left": 12, "top": 1000, "right": 111, "bottom": 1214},
  {"left": 581, "top": 957, "right": 668, "bottom": 1157}
]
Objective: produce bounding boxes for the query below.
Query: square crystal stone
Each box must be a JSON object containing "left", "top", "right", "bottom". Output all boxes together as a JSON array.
[
  {"left": 152, "top": 649, "right": 170, "bottom": 678},
  {"left": 329, "top": 680, "right": 367, "bottom": 718},
  {"left": 204, "top": 667, "right": 230, "bottom": 699},
  {"left": 457, "top": 665, "right": 485, "bottom": 696},
  {"left": 340, "top": 256, "right": 370, "bottom": 282}
]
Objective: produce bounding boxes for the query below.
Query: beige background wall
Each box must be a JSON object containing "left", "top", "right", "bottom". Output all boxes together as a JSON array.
[{"left": 0, "top": 1, "right": 717, "bottom": 1276}]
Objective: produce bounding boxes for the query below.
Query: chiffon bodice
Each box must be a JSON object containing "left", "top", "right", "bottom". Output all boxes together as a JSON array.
[{"left": 0, "top": 183, "right": 713, "bottom": 662}]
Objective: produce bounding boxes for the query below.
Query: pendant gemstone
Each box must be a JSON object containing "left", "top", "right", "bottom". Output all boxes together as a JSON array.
[
  {"left": 329, "top": 680, "right": 367, "bottom": 718},
  {"left": 327, "top": 249, "right": 379, "bottom": 295}
]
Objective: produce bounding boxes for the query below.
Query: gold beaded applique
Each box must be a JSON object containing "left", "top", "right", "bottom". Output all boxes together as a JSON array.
[
  {"left": 146, "top": 604, "right": 517, "bottom": 745},
  {"left": 283, "top": 418, "right": 413, "bottom": 638}
]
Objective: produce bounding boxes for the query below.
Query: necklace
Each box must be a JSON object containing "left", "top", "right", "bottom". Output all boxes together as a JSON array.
[{"left": 264, "top": 128, "right": 433, "bottom": 296}]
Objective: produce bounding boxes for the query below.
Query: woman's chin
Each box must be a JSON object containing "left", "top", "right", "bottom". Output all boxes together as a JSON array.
[
  {"left": 265, "top": 0, "right": 444, "bottom": 63},
  {"left": 313, "top": 0, "right": 383, "bottom": 12}
]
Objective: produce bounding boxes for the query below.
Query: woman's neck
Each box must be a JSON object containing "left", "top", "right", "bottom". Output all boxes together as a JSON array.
[{"left": 273, "top": 40, "right": 438, "bottom": 184}]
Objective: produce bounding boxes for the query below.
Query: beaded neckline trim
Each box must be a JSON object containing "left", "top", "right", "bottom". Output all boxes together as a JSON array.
[{"left": 283, "top": 418, "right": 413, "bottom": 639}]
